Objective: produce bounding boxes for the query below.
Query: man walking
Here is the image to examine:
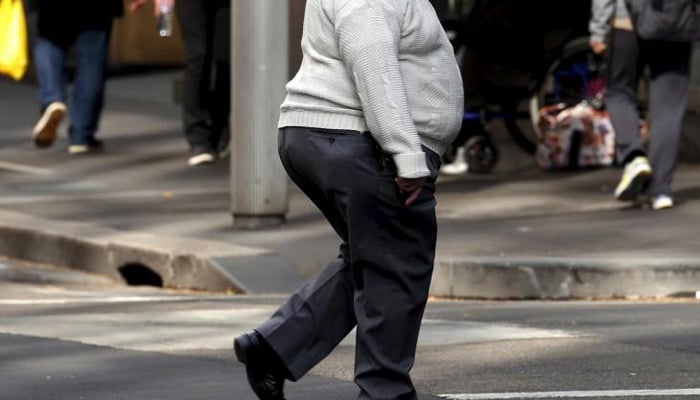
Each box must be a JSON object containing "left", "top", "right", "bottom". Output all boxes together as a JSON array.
[{"left": 233, "top": 1, "right": 464, "bottom": 399}]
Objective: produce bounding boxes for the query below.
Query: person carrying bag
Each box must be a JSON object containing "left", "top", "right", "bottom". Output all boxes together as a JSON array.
[
  {"left": 590, "top": 0, "right": 695, "bottom": 210},
  {"left": 0, "top": 0, "right": 29, "bottom": 81}
]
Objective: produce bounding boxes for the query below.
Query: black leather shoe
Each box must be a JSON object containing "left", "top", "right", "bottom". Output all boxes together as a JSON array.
[{"left": 234, "top": 331, "right": 287, "bottom": 400}]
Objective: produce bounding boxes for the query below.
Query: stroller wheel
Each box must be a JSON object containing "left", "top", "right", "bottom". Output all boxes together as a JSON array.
[{"left": 464, "top": 136, "right": 499, "bottom": 174}]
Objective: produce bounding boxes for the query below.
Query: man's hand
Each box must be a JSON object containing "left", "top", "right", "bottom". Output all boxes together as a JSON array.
[
  {"left": 590, "top": 39, "right": 607, "bottom": 55},
  {"left": 129, "top": 0, "right": 173, "bottom": 15},
  {"left": 128, "top": 0, "right": 148, "bottom": 13},
  {"left": 395, "top": 176, "right": 428, "bottom": 206}
]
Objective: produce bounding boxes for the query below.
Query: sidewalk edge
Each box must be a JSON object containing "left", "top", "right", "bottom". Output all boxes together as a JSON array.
[
  {"left": 432, "top": 256, "right": 700, "bottom": 299},
  {"left": 0, "top": 209, "right": 296, "bottom": 294}
]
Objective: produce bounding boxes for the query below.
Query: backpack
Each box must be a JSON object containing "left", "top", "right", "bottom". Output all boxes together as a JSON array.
[{"left": 626, "top": 0, "right": 700, "bottom": 42}]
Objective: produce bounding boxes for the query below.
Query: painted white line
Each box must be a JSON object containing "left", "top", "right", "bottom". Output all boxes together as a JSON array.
[
  {"left": 0, "top": 296, "right": 211, "bottom": 305},
  {"left": 440, "top": 388, "right": 700, "bottom": 399},
  {"left": 0, "top": 188, "right": 229, "bottom": 205},
  {"left": 0, "top": 161, "right": 53, "bottom": 176},
  {"left": 0, "top": 308, "right": 275, "bottom": 352}
]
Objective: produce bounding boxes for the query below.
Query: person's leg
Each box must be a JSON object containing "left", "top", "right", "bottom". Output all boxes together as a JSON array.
[
  {"left": 31, "top": 13, "right": 69, "bottom": 147},
  {"left": 210, "top": 0, "right": 231, "bottom": 156},
  {"left": 350, "top": 147, "right": 440, "bottom": 400},
  {"left": 176, "top": 0, "right": 215, "bottom": 160},
  {"left": 605, "top": 29, "right": 644, "bottom": 164},
  {"left": 255, "top": 128, "right": 359, "bottom": 380},
  {"left": 210, "top": 60, "right": 230, "bottom": 156},
  {"left": 33, "top": 39, "right": 67, "bottom": 110},
  {"left": 645, "top": 40, "right": 692, "bottom": 201},
  {"left": 69, "top": 23, "right": 111, "bottom": 150},
  {"left": 604, "top": 29, "right": 652, "bottom": 201}
]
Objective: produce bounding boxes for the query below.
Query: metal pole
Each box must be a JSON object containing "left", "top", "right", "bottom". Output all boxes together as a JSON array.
[{"left": 230, "top": 0, "right": 289, "bottom": 229}]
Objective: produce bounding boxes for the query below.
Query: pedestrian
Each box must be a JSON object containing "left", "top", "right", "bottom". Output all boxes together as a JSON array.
[
  {"left": 131, "top": 0, "right": 231, "bottom": 166},
  {"left": 232, "top": 1, "right": 463, "bottom": 399},
  {"left": 590, "top": 0, "right": 693, "bottom": 210},
  {"left": 29, "top": 0, "right": 123, "bottom": 154},
  {"left": 175, "top": 0, "right": 231, "bottom": 166}
]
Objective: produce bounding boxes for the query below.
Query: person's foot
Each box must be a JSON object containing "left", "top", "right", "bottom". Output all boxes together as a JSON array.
[
  {"left": 216, "top": 131, "right": 231, "bottom": 159},
  {"left": 233, "top": 331, "right": 287, "bottom": 400},
  {"left": 188, "top": 151, "right": 216, "bottom": 166},
  {"left": 68, "top": 138, "right": 103, "bottom": 155},
  {"left": 440, "top": 146, "right": 468, "bottom": 175},
  {"left": 614, "top": 156, "right": 652, "bottom": 201},
  {"left": 651, "top": 194, "right": 674, "bottom": 210},
  {"left": 32, "top": 101, "right": 67, "bottom": 148}
]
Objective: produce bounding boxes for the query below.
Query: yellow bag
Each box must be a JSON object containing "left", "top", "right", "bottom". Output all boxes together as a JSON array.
[{"left": 0, "top": 0, "right": 29, "bottom": 81}]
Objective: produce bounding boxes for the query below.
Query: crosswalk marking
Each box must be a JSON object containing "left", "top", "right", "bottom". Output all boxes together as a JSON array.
[
  {"left": 440, "top": 388, "right": 700, "bottom": 399},
  {"left": 0, "top": 296, "right": 204, "bottom": 305},
  {"left": 0, "top": 161, "right": 52, "bottom": 175}
]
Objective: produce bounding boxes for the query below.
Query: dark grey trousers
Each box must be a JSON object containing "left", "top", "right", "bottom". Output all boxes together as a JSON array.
[
  {"left": 256, "top": 126, "right": 441, "bottom": 400},
  {"left": 605, "top": 29, "right": 692, "bottom": 196},
  {"left": 175, "top": 0, "right": 230, "bottom": 152}
]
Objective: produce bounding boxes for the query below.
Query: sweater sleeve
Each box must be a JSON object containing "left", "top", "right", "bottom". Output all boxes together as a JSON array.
[
  {"left": 333, "top": 1, "right": 430, "bottom": 179},
  {"left": 590, "top": 0, "right": 615, "bottom": 43}
]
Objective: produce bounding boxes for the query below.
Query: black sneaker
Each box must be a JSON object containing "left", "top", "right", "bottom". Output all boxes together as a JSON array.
[{"left": 216, "top": 130, "right": 231, "bottom": 159}]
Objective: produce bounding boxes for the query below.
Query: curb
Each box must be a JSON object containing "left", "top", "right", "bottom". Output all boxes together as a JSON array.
[
  {"left": 431, "top": 256, "right": 700, "bottom": 299},
  {"left": 5, "top": 208, "right": 700, "bottom": 299},
  {"left": 0, "top": 210, "right": 304, "bottom": 294}
]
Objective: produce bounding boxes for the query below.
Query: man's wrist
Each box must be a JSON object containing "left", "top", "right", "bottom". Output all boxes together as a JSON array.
[{"left": 392, "top": 152, "right": 430, "bottom": 178}]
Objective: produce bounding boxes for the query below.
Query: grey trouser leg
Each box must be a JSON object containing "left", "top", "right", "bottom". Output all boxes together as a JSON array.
[
  {"left": 605, "top": 30, "right": 645, "bottom": 165},
  {"left": 645, "top": 40, "right": 691, "bottom": 196},
  {"left": 605, "top": 29, "right": 692, "bottom": 196},
  {"left": 256, "top": 126, "right": 441, "bottom": 400}
]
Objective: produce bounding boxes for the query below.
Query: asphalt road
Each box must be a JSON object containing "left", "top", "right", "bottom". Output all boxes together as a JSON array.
[{"left": 1, "top": 257, "right": 700, "bottom": 400}]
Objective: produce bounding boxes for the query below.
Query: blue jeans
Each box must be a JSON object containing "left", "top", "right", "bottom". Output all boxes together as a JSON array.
[{"left": 33, "top": 28, "right": 110, "bottom": 145}]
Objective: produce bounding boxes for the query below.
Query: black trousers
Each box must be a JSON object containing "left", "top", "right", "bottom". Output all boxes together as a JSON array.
[
  {"left": 605, "top": 29, "right": 692, "bottom": 196},
  {"left": 175, "top": 0, "right": 230, "bottom": 152},
  {"left": 257, "top": 127, "right": 441, "bottom": 400}
]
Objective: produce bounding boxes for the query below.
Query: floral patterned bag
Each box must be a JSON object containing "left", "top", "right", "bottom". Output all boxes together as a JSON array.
[{"left": 535, "top": 101, "right": 616, "bottom": 170}]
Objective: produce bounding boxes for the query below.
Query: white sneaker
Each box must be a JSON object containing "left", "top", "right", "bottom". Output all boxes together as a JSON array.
[
  {"left": 440, "top": 146, "right": 468, "bottom": 175},
  {"left": 188, "top": 152, "right": 216, "bottom": 166},
  {"left": 68, "top": 139, "right": 103, "bottom": 155},
  {"left": 32, "top": 101, "right": 67, "bottom": 148},
  {"left": 614, "top": 156, "right": 652, "bottom": 201},
  {"left": 651, "top": 194, "right": 674, "bottom": 210}
]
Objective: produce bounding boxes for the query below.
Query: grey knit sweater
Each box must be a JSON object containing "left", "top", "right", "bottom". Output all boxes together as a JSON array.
[
  {"left": 590, "top": 0, "right": 630, "bottom": 43},
  {"left": 278, "top": 0, "right": 464, "bottom": 178}
]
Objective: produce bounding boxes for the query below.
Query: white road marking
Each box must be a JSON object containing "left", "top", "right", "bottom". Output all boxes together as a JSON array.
[
  {"left": 0, "top": 298, "right": 577, "bottom": 353},
  {"left": 0, "top": 296, "right": 206, "bottom": 305},
  {"left": 0, "top": 188, "right": 229, "bottom": 205},
  {"left": 0, "top": 161, "right": 53, "bottom": 175},
  {"left": 440, "top": 388, "right": 700, "bottom": 399},
  {"left": 0, "top": 308, "right": 276, "bottom": 352}
]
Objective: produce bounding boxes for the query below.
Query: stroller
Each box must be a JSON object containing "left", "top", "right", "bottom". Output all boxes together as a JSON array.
[{"left": 430, "top": 0, "right": 596, "bottom": 173}]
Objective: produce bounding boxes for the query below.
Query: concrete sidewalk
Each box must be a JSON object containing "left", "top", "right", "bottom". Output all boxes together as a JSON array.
[{"left": 2, "top": 71, "right": 700, "bottom": 299}]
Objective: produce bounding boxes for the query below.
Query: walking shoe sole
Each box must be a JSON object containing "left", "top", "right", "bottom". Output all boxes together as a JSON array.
[
  {"left": 652, "top": 197, "right": 674, "bottom": 211},
  {"left": 188, "top": 153, "right": 216, "bottom": 166},
  {"left": 615, "top": 170, "right": 651, "bottom": 201},
  {"left": 234, "top": 335, "right": 250, "bottom": 364},
  {"left": 68, "top": 144, "right": 103, "bottom": 155},
  {"left": 32, "top": 103, "right": 66, "bottom": 148}
]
